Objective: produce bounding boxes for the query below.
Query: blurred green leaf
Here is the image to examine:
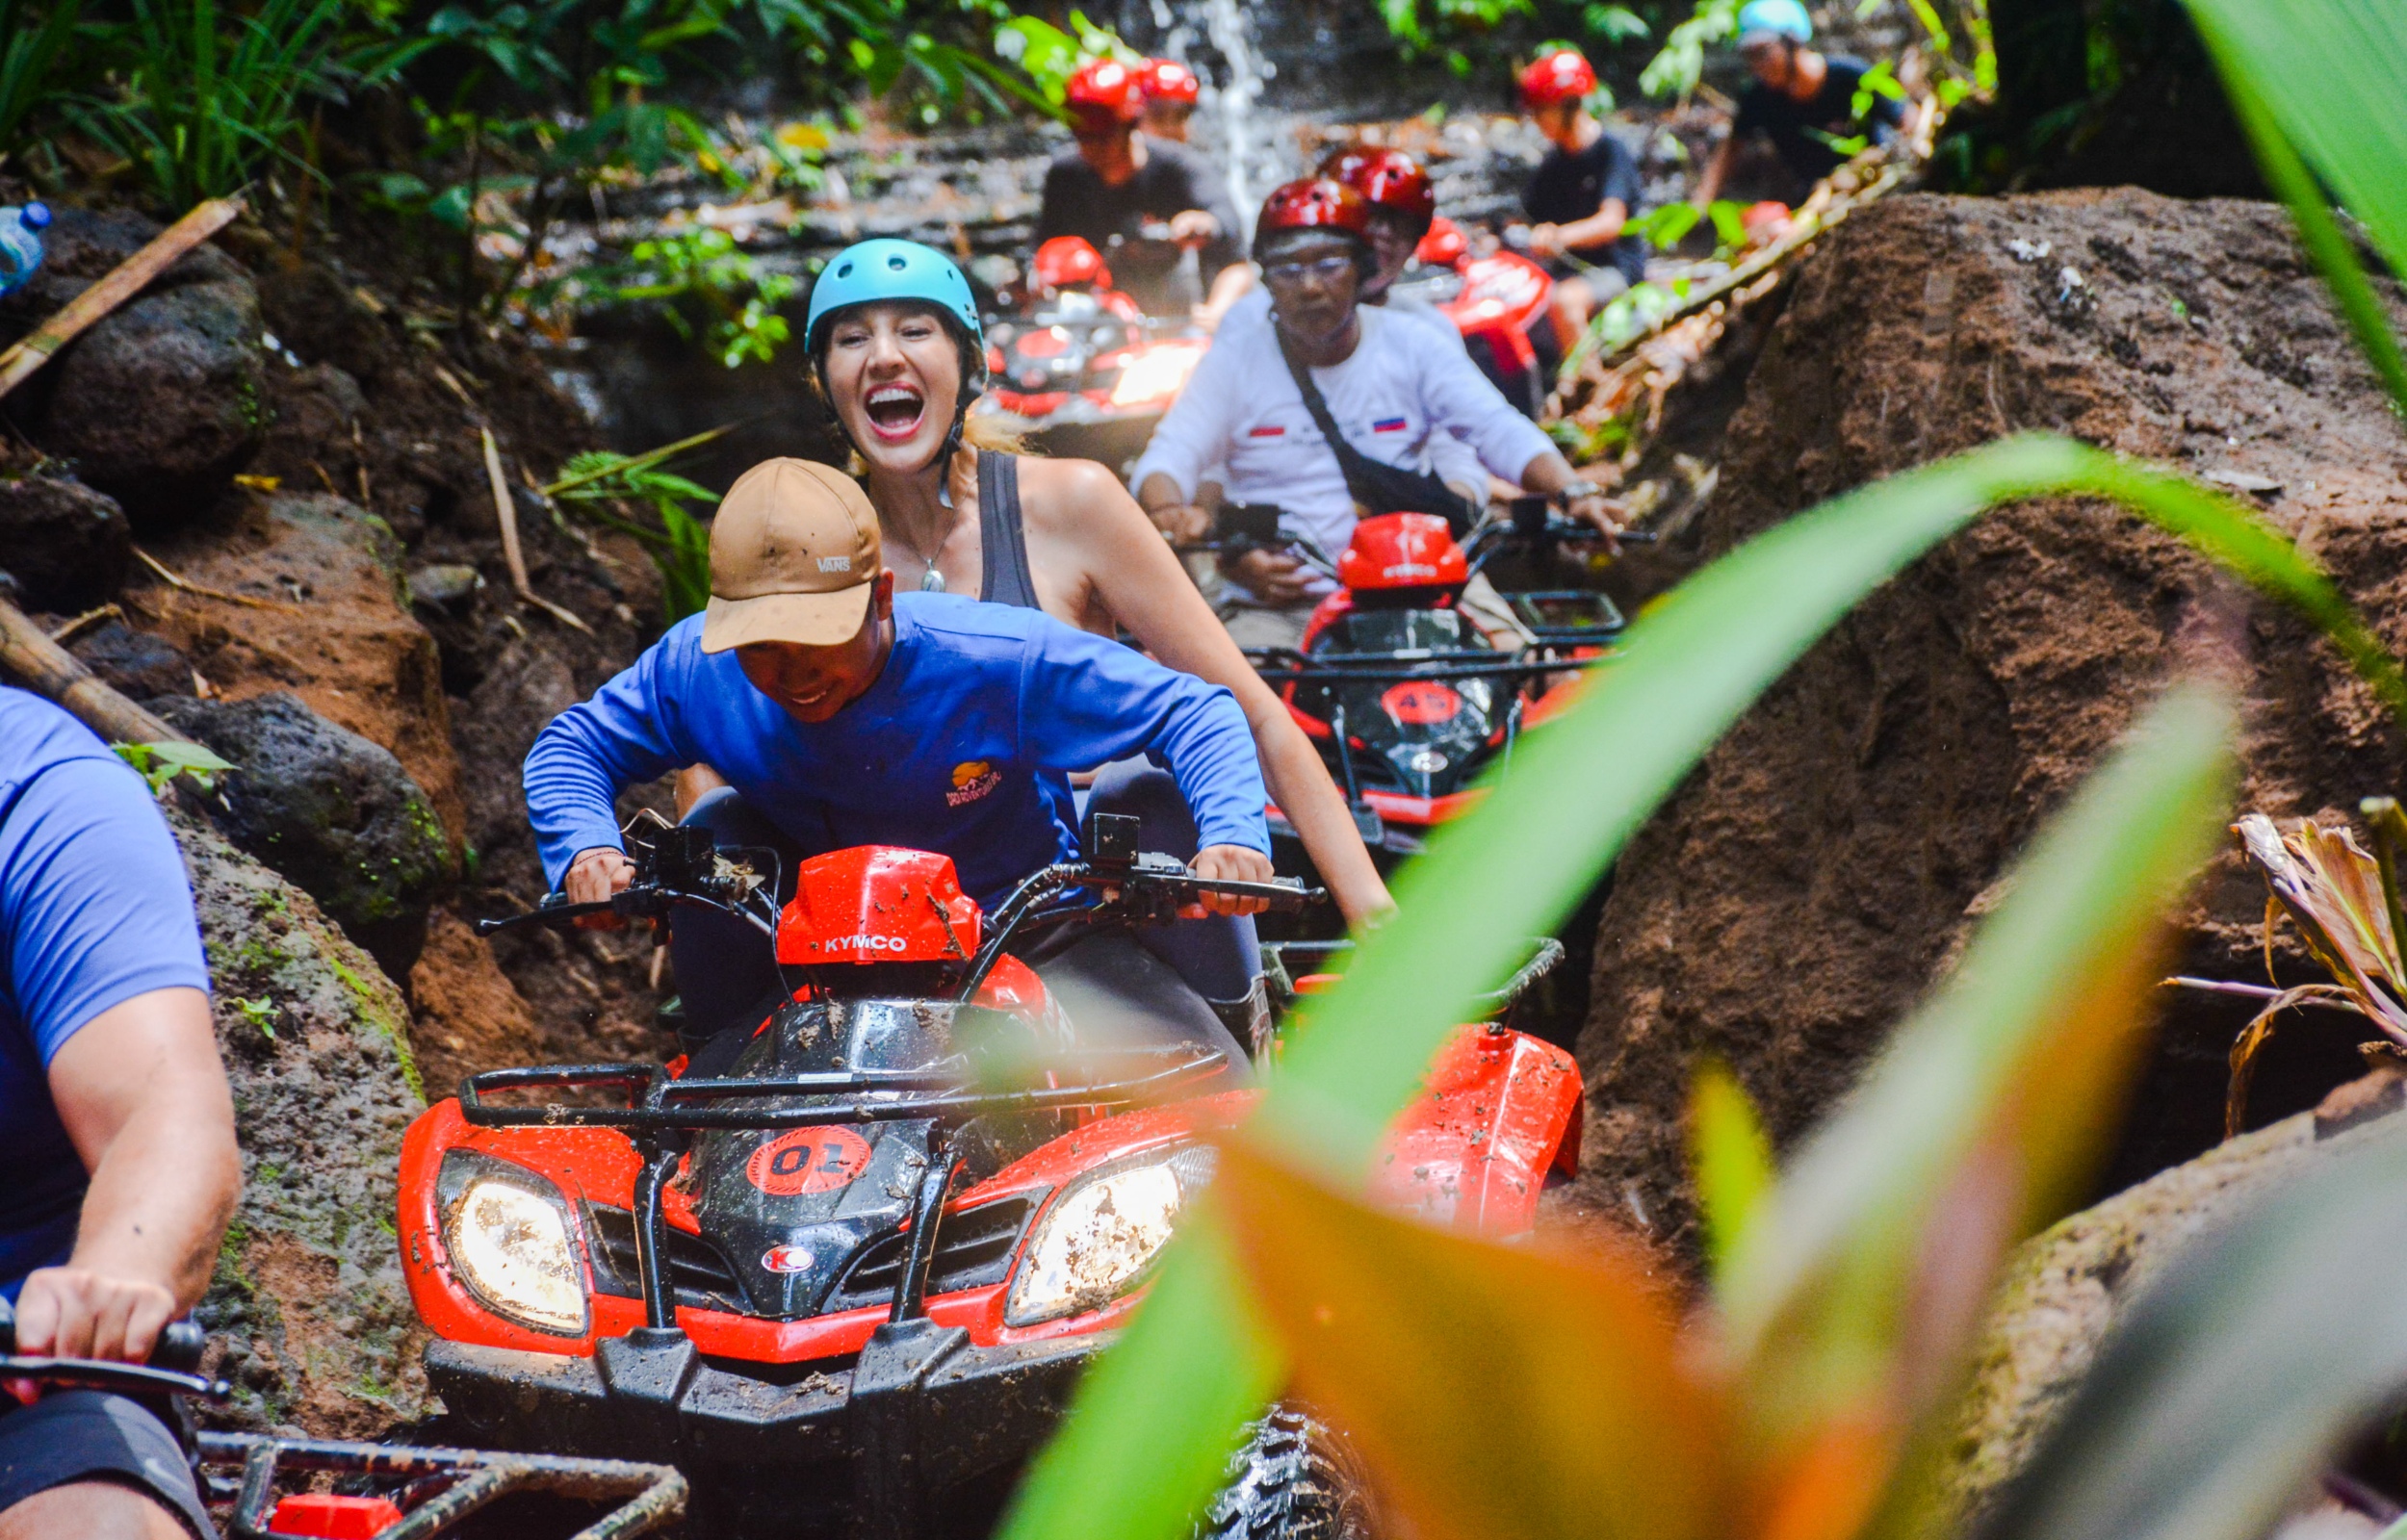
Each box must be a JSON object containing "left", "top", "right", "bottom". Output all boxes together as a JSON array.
[
  {"left": 1213, "top": 1142, "right": 1727, "bottom": 1540},
  {"left": 2191, "top": 27, "right": 2407, "bottom": 417},
  {"left": 1977, "top": 1123, "right": 2407, "bottom": 1540},
  {"left": 1691, "top": 1061, "right": 1774, "bottom": 1283},
  {"left": 1001, "top": 432, "right": 2407, "bottom": 1540}
]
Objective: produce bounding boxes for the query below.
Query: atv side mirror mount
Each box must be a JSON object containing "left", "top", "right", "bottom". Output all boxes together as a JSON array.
[{"left": 1086, "top": 811, "right": 1142, "bottom": 870}]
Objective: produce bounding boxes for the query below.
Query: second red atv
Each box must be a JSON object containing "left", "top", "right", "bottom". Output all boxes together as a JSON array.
[{"left": 401, "top": 815, "right": 1581, "bottom": 1538}]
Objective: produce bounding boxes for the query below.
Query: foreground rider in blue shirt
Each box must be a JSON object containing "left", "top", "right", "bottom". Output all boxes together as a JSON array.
[
  {"left": 0, "top": 687, "right": 240, "bottom": 1540},
  {"left": 525, "top": 457, "right": 1276, "bottom": 1074}
]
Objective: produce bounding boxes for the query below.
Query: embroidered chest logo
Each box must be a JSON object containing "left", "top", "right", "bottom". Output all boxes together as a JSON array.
[{"left": 946, "top": 759, "right": 1002, "bottom": 807}]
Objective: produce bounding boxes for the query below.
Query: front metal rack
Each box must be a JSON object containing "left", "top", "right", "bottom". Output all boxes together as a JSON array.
[{"left": 199, "top": 1431, "right": 686, "bottom": 1540}]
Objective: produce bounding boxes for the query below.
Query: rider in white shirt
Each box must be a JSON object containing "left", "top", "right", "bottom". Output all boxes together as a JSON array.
[{"left": 1134, "top": 175, "right": 1616, "bottom": 649}]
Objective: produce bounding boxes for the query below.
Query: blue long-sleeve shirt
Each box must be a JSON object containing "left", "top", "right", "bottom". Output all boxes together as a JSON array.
[{"left": 524, "top": 594, "right": 1270, "bottom": 911}]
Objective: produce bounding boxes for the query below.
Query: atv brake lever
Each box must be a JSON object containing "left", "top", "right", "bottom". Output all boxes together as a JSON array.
[{"left": 0, "top": 1355, "right": 231, "bottom": 1403}]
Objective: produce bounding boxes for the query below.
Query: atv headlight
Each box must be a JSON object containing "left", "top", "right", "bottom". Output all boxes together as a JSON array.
[
  {"left": 439, "top": 1157, "right": 588, "bottom": 1336},
  {"left": 1005, "top": 1146, "right": 1216, "bottom": 1326}
]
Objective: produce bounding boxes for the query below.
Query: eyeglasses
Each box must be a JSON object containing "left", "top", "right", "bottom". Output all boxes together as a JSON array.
[{"left": 1261, "top": 253, "right": 1355, "bottom": 287}]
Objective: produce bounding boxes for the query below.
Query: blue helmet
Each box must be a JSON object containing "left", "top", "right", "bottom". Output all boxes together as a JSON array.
[
  {"left": 1736, "top": 0, "right": 1812, "bottom": 40},
  {"left": 804, "top": 238, "right": 983, "bottom": 358}
]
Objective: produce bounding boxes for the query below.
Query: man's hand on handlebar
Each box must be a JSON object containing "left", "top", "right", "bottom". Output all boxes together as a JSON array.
[
  {"left": 1222, "top": 548, "right": 1317, "bottom": 606},
  {"left": 12, "top": 1266, "right": 176, "bottom": 1368},
  {"left": 1149, "top": 502, "right": 1213, "bottom": 545},
  {"left": 1562, "top": 482, "right": 1627, "bottom": 552},
  {"left": 1167, "top": 210, "right": 1222, "bottom": 247},
  {"left": 1189, "top": 844, "right": 1277, "bottom": 918},
  {"left": 564, "top": 846, "right": 636, "bottom": 930}
]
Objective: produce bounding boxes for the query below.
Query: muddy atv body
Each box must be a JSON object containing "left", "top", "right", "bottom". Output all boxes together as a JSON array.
[
  {"left": 971, "top": 288, "right": 1208, "bottom": 469},
  {"left": 1249, "top": 503, "right": 1625, "bottom": 867},
  {"left": 397, "top": 820, "right": 1581, "bottom": 1538}
]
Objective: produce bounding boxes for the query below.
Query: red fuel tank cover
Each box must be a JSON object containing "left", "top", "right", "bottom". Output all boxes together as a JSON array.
[{"left": 776, "top": 845, "right": 984, "bottom": 964}]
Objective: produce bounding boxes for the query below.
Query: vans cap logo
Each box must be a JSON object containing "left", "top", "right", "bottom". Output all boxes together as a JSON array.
[{"left": 816, "top": 555, "right": 852, "bottom": 573}]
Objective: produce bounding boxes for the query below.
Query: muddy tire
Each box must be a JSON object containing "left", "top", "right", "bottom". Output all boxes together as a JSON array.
[{"left": 1199, "top": 1403, "right": 1379, "bottom": 1540}]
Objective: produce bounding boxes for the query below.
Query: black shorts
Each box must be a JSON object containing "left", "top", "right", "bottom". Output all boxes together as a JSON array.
[{"left": 0, "top": 1389, "right": 213, "bottom": 1538}]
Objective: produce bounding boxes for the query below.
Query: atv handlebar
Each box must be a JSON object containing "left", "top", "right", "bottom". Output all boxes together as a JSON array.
[{"left": 0, "top": 1305, "right": 228, "bottom": 1402}]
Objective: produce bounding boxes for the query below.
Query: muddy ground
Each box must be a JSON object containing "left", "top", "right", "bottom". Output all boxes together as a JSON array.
[{"left": 1573, "top": 186, "right": 2407, "bottom": 1255}]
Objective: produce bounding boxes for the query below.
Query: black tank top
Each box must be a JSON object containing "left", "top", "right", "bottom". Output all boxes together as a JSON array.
[{"left": 975, "top": 450, "right": 1042, "bottom": 610}]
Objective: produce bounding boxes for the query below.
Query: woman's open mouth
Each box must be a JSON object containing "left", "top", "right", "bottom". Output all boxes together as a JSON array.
[{"left": 864, "top": 383, "right": 927, "bottom": 441}]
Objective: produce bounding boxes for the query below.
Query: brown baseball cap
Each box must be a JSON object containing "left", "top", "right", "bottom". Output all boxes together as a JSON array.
[{"left": 700, "top": 458, "right": 882, "bottom": 653}]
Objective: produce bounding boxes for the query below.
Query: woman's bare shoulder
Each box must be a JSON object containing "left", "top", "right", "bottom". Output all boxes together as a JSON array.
[{"left": 1015, "top": 454, "right": 1150, "bottom": 532}]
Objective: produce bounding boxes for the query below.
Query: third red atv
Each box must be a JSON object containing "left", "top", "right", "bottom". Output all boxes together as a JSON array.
[{"left": 400, "top": 814, "right": 1581, "bottom": 1538}]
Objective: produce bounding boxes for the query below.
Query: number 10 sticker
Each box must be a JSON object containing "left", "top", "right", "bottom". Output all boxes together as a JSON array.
[{"left": 746, "top": 1127, "right": 872, "bottom": 1196}]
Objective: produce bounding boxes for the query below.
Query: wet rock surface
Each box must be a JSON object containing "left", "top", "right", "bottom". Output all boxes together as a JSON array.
[
  {"left": 67, "top": 618, "right": 194, "bottom": 700},
  {"left": 171, "top": 799, "right": 431, "bottom": 1439},
  {"left": 1576, "top": 188, "right": 2407, "bottom": 1254},
  {"left": 0, "top": 473, "right": 130, "bottom": 610},
  {"left": 0, "top": 208, "right": 268, "bottom": 526},
  {"left": 154, "top": 690, "right": 454, "bottom": 975},
  {"left": 1945, "top": 1081, "right": 2407, "bottom": 1525}
]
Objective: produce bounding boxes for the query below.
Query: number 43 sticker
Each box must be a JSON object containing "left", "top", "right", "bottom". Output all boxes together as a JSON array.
[{"left": 746, "top": 1127, "right": 872, "bottom": 1196}]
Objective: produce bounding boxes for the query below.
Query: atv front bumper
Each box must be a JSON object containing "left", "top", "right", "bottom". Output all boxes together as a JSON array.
[{"left": 427, "top": 1320, "right": 1098, "bottom": 1530}]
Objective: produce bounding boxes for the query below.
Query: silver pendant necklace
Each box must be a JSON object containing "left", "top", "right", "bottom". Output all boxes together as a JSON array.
[{"left": 910, "top": 479, "right": 952, "bottom": 593}]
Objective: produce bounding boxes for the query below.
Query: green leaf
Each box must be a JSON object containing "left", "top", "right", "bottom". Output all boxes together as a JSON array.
[
  {"left": 1211, "top": 1143, "right": 1728, "bottom": 1540},
  {"left": 1976, "top": 1123, "right": 2407, "bottom": 1540},
  {"left": 113, "top": 739, "right": 237, "bottom": 796},
  {"left": 2180, "top": 0, "right": 2407, "bottom": 299},
  {"left": 1689, "top": 1061, "right": 1773, "bottom": 1283},
  {"left": 998, "top": 433, "right": 2407, "bottom": 1540},
  {"left": 2188, "top": 16, "right": 2407, "bottom": 417}
]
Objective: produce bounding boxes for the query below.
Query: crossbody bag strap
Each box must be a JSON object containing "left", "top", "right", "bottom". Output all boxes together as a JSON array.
[{"left": 1273, "top": 327, "right": 1480, "bottom": 536}]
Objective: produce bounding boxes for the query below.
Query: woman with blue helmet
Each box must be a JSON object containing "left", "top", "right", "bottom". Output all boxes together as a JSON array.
[
  {"left": 677, "top": 237, "right": 1392, "bottom": 1027},
  {"left": 1692, "top": 0, "right": 1908, "bottom": 208}
]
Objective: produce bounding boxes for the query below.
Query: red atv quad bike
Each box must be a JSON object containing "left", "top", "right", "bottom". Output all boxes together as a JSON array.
[
  {"left": 971, "top": 233, "right": 1210, "bottom": 469},
  {"left": 1229, "top": 502, "right": 1631, "bottom": 865},
  {"left": 0, "top": 1298, "right": 686, "bottom": 1537},
  {"left": 1390, "top": 217, "right": 1557, "bottom": 418},
  {"left": 400, "top": 815, "right": 1580, "bottom": 1539}
]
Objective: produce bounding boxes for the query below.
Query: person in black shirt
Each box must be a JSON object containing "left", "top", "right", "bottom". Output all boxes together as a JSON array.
[
  {"left": 1692, "top": 0, "right": 1905, "bottom": 207},
  {"left": 1516, "top": 48, "right": 1649, "bottom": 355},
  {"left": 1034, "top": 58, "right": 1246, "bottom": 320}
]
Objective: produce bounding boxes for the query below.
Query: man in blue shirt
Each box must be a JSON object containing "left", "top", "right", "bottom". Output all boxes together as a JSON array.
[
  {"left": 526, "top": 457, "right": 1276, "bottom": 1068},
  {"left": 0, "top": 687, "right": 240, "bottom": 1540}
]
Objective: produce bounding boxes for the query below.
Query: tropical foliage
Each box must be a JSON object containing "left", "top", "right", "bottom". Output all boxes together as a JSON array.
[{"left": 985, "top": 0, "right": 2407, "bottom": 1537}]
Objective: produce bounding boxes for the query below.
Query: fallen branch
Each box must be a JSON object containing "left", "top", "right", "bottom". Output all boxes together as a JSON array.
[
  {"left": 482, "top": 427, "right": 592, "bottom": 634},
  {"left": 0, "top": 594, "right": 189, "bottom": 748},
  {"left": 132, "top": 547, "right": 301, "bottom": 612},
  {"left": 47, "top": 603, "right": 122, "bottom": 644},
  {"left": 542, "top": 421, "right": 741, "bottom": 498},
  {"left": 0, "top": 196, "right": 246, "bottom": 400}
]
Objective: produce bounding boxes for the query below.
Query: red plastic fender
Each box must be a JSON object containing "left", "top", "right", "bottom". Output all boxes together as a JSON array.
[{"left": 1368, "top": 1023, "right": 1582, "bottom": 1236}]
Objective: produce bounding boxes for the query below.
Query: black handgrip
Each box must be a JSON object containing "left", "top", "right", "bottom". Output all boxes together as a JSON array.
[{"left": 153, "top": 1322, "right": 206, "bottom": 1373}]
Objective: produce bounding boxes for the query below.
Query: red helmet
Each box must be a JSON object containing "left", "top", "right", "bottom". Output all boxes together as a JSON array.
[
  {"left": 1253, "top": 177, "right": 1372, "bottom": 264},
  {"left": 1318, "top": 146, "right": 1436, "bottom": 232},
  {"left": 1032, "top": 235, "right": 1112, "bottom": 292},
  {"left": 1138, "top": 58, "right": 1201, "bottom": 105},
  {"left": 1340, "top": 513, "right": 1469, "bottom": 591},
  {"left": 1065, "top": 59, "right": 1144, "bottom": 128},
  {"left": 1518, "top": 48, "right": 1596, "bottom": 110},
  {"left": 1413, "top": 217, "right": 1468, "bottom": 269}
]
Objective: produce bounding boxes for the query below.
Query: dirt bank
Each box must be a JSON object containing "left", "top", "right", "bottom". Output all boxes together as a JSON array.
[{"left": 1575, "top": 188, "right": 2407, "bottom": 1253}]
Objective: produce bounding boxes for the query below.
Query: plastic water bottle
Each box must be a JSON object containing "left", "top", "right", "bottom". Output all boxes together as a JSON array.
[{"left": 0, "top": 203, "right": 52, "bottom": 299}]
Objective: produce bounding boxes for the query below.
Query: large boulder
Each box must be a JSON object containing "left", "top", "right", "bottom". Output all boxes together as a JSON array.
[
  {"left": 153, "top": 691, "right": 454, "bottom": 974},
  {"left": 137, "top": 492, "right": 464, "bottom": 838},
  {"left": 1944, "top": 1077, "right": 2407, "bottom": 1524},
  {"left": 4, "top": 209, "right": 267, "bottom": 526},
  {"left": 169, "top": 800, "right": 431, "bottom": 1439},
  {"left": 1577, "top": 188, "right": 2407, "bottom": 1251},
  {"left": 0, "top": 473, "right": 130, "bottom": 610}
]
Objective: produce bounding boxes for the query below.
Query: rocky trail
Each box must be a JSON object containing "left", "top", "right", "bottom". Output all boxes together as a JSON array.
[{"left": 5, "top": 76, "right": 2407, "bottom": 1540}]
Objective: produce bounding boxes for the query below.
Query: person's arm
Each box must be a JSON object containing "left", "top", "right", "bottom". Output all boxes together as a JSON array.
[
  {"left": 1033, "top": 157, "right": 1073, "bottom": 244},
  {"left": 1549, "top": 198, "right": 1629, "bottom": 253},
  {"left": 1, "top": 741, "right": 234, "bottom": 1364},
  {"left": 1041, "top": 462, "right": 1394, "bottom": 924},
  {"left": 524, "top": 630, "right": 695, "bottom": 892},
  {"left": 1130, "top": 332, "right": 1243, "bottom": 537},
  {"left": 1413, "top": 320, "right": 1563, "bottom": 489},
  {"left": 1196, "top": 263, "right": 1255, "bottom": 330},
  {"left": 19, "top": 988, "right": 237, "bottom": 1362},
  {"left": 1692, "top": 133, "right": 1737, "bottom": 208},
  {"left": 1013, "top": 609, "right": 1277, "bottom": 916}
]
